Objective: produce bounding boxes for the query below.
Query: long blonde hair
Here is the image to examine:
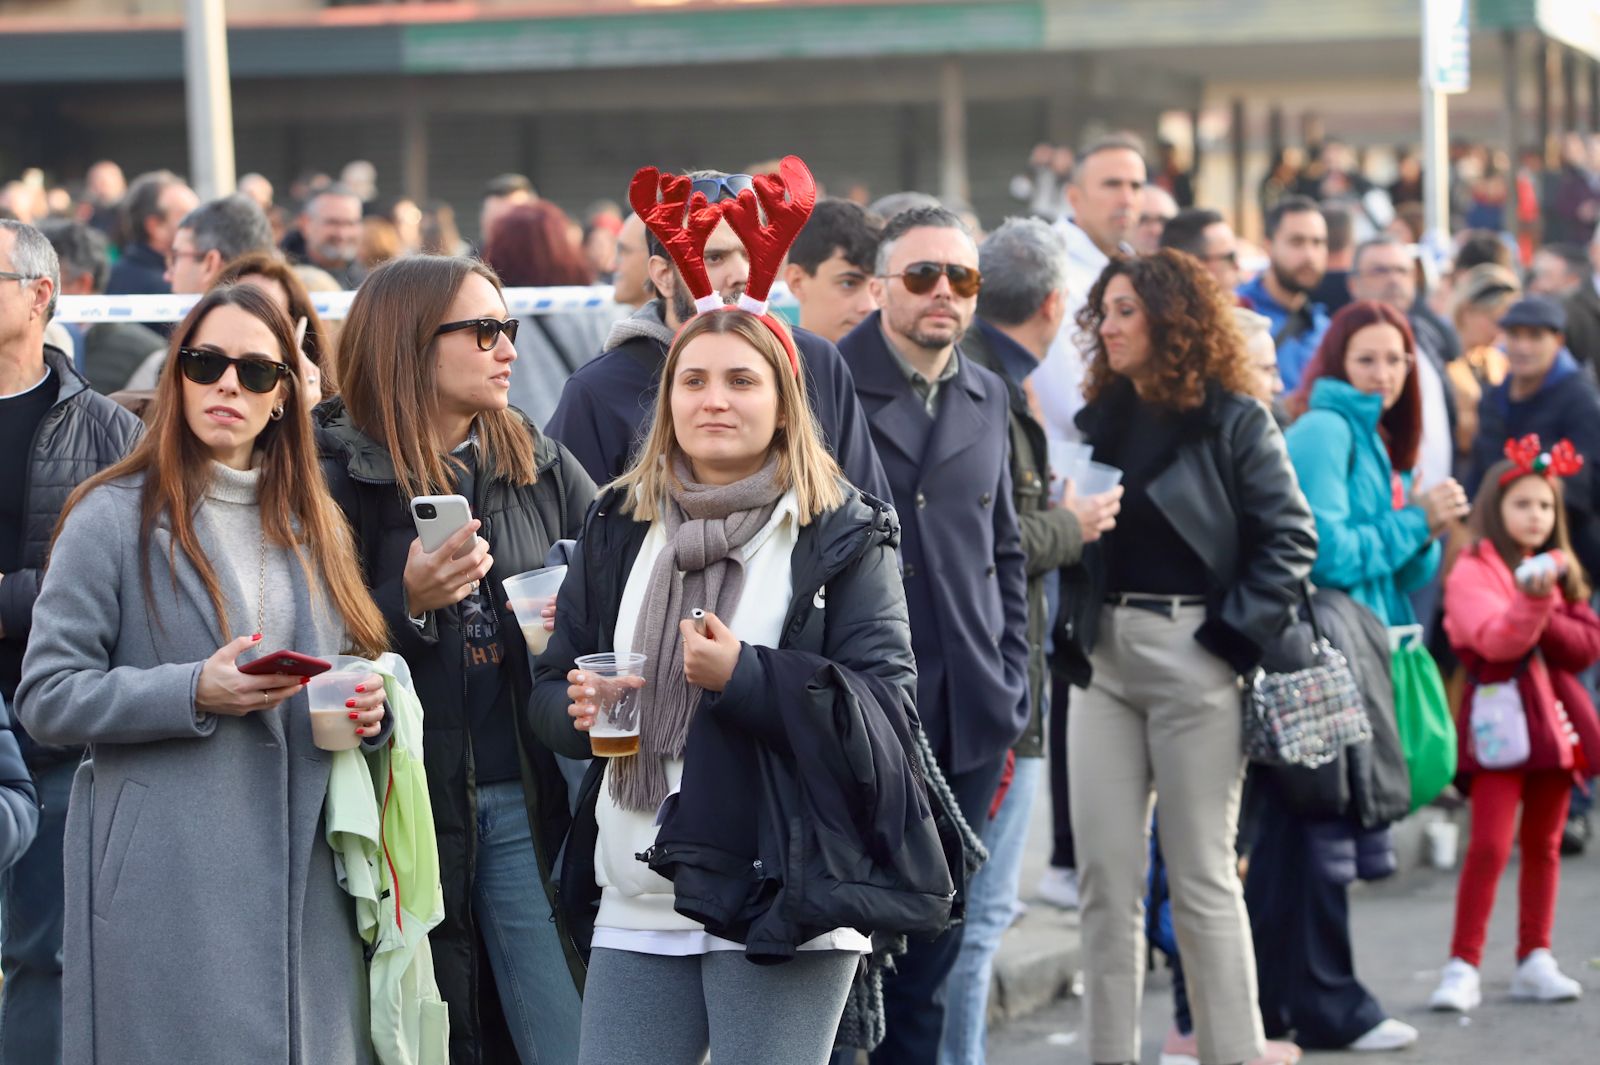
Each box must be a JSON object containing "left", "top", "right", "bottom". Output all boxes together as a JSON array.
[{"left": 611, "top": 311, "right": 845, "bottom": 523}]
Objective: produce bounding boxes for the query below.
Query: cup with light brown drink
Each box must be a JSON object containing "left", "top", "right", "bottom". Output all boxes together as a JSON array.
[{"left": 574, "top": 651, "right": 648, "bottom": 756}]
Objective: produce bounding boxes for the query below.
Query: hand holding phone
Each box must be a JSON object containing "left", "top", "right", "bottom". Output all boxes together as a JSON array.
[
  {"left": 196, "top": 635, "right": 307, "bottom": 717},
  {"left": 405, "top": 496, "right": 493, "bottom": 615}
]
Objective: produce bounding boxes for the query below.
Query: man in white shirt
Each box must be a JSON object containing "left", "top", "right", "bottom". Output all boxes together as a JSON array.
[{"left": 1034, "top": 135, "right": 1146, "bottom": 442}]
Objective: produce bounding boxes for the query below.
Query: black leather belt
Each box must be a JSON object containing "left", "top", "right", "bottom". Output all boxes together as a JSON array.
[{"left": 1104, "top": 593, "right": 1207, "bottom": 619}]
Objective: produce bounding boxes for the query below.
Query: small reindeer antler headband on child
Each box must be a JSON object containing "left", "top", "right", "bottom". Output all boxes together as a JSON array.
[
  {"left": 1501, "top": 434, "right": 1585, "bottom": 486},
  {"left": 628, "top": 155, "right": 818, "bottom": 376}
]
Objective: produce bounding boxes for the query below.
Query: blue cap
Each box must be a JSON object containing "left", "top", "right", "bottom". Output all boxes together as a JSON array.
[{"left": 1500, "top": 296, "right": 1567, "bottom": 333}]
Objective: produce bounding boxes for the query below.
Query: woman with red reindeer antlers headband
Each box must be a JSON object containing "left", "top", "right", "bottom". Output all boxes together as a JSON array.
[
  {"left": 543, "top": 160, "right": 891, "bottom": 502},
  {"left": 527, "top": 156, "right": 955, "bottom": 1065},
  {"left": 1430, "top": 434, "right": 1600, "bottom": 1011}
]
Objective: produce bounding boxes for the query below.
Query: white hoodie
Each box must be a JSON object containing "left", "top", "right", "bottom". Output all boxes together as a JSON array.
[{"left": 1031, "top": 219, "right": 1116, "bottom": 442}]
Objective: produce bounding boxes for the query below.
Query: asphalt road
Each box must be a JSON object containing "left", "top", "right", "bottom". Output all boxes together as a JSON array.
[{"left": 988, "top": 840, "right": 1600, "bottom": 1064}]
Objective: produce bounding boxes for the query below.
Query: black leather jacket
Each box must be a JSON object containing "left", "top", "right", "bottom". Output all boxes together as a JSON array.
[
  {"left": 1058, "top": 379, "right": 1318, "bottom": 680},
  {"left": 1, "top": 347, "right": 143, "bottom": 758}
]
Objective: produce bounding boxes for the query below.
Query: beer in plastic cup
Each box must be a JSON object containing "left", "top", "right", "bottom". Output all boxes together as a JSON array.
[
  {"left": 306, "top": 655, "right": 377, "bottom": 751},
  {"left": 504, "top": 566, "right": 568, "bottom": 656},
  {"left": 574, "top": 651, "right": 648, "bottom": 757}
]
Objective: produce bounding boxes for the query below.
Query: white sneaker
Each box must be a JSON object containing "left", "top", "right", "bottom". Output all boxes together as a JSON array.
[
  {"left": 1510, "top": 948, "right": 1583, "bottom": 1002},
  {"left": 1429, "top": 958, "right": 1481, "bottom": 1011},
  {"left": 1347, "top": 1018, "right": 1419, "bottom": 1052},
  {"left": 1036, "top": 866, "right": 1079, "bottom": 909}
]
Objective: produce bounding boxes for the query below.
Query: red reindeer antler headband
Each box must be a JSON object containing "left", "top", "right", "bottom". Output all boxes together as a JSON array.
[
  {"left": 628, "top": 155, "right": 818, "bottom": 376},
  {"left": 1500, "top": 434, "right": 1585, "bottom": 486}
]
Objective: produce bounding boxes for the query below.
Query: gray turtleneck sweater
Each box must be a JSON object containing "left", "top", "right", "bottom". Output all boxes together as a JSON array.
[{"left": 204, "top": 462, "right": 300, "bottom": 648}]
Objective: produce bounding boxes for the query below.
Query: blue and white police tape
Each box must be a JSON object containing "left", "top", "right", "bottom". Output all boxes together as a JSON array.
[{"left": 55, "top": 284, "right": 798, "bottom": 324}]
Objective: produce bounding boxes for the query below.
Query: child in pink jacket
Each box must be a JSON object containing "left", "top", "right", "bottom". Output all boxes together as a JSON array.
[{"left": 1432, "top": 438, "right": 1600, "bottom": 1012}]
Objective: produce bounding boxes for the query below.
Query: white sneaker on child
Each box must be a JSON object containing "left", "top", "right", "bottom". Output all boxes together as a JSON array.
[
  {"left": 1036, "top": 866, "right": 1079, "bottom": 909},
  {"left": 1509, "top": 949, "right": 1583, "bottom": 1002},
  {"left": 1429, "top": 958, "right": 1481, "bottom": 1011}
]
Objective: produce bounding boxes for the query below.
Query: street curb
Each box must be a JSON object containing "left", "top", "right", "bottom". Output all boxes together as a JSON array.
[{"left": 988, "top": 905, "right": 1083, "bottom": 1024}]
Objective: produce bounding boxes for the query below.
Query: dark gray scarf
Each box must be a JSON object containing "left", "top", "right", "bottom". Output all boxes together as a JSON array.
[{"left": 609, "top": 453, "right": 784, "bottom": 812}]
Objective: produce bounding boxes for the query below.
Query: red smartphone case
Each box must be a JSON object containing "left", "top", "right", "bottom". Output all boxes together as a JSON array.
[{"left": 238, "top": 651, "right": 332, "bottom": 678}]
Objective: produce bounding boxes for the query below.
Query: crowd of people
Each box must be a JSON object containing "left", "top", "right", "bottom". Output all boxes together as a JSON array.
[{"left": 0, "top": 127, "right": 1595, "bottom": 1065}]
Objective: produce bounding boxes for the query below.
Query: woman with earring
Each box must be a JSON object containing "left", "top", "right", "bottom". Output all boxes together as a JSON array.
[
  {"left": 318, "top": 254, "right": 596, "bottom": 1064},
  {"left": 17, "top": 284, "right": 391, "bottom": 1064}
]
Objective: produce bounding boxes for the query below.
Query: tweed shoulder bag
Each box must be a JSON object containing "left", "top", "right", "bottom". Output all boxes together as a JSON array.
[{"left": 1244, "top": 584, "right": 1372, "bottom": 768}]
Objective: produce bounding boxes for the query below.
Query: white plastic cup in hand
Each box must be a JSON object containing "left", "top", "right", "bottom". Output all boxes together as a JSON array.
[
  {"left": 574, "top": 652, "right": 648, "bottom": 757},
  {"left": 504, "top": 566, "right": 568, "bottom": 656},
  {"left": 1075, "top": 461, "right": 1124, "bottom": 499},
  {"left": 1048, "top": 440, "right": 1093, "bottom": 500},
  {"left": 306, "top": 655, "right": 377, "bottom": 751}
]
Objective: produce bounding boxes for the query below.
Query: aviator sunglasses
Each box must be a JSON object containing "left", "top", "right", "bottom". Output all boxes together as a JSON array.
[
  {"left": 178, "top": 348, "right": 292, "bottom": 394},
  {"left": 882, "top": 261, "right": 982, "bottom": 298},
  {"left": 434, "top": 317, "right": 520, "bottom": 351}
]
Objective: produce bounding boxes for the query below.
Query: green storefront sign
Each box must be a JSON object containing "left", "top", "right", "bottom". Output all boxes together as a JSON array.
[{"left": 402, "top": 2, "right": 1046, "bottom": 73}]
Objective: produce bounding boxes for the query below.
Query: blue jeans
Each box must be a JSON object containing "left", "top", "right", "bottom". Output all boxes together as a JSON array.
[
  {"left": 938, "top": 755, "right": 1044, "bottom": 1065},
  {"left": 0, "top": 758, "right": 74, "bottom": 1065},
  {"left": 474, "top": 780, "right": 583, "bottom": 1065}
]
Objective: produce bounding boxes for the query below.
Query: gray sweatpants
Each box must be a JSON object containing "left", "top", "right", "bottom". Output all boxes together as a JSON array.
[{"left": 577, "top": 947, "right": 860, "bottom": 1065}]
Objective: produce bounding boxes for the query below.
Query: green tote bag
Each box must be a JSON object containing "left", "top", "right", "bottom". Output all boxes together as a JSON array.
[{"left": 1389, "top": 626, "right": 1457, "bottom": 811}]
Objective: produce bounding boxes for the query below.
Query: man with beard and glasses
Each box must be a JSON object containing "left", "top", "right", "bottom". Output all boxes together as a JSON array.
[
  {"left": 544, "top": 168, "right": 890, "bottom": 500},
  {"left": 1239, "top": 194, "right": 1330, "bottom": 391},
  {"left": 288, "top": 184, "right": 365, "bottom": 289},
  {"left": 837, "top": 205, "right": 1030, "bottom": 1065}
]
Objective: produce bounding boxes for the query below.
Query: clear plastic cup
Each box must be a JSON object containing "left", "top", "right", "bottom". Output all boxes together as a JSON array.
[
  {"left": 573, "top": 651, "right": 648, "bottom": 757},
  {"left": 1074, "top": 461, "right": 1124, "bottom": 499},
  {"left": 306, "top": 655, "right": 378, "bottom": 751},
  {"left": 504, "top": 566, "right": 568, "bottom": 657},
  {"left": 1047, "top": 440, "right": 1093, "bottom": 499}
]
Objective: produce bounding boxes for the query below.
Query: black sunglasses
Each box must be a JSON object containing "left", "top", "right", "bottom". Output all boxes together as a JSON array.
[
  {"left": 883, "top": 261, "right": 982, "bottom": 298},
  {"left": 435, "top": 317, "right": 519, "bottom": 351},
  {"left": 690, "top": 174, "right": 755, "bottom": 202},
  {"left": 178, "top": 348, "right": 292, "bottom": 394}
]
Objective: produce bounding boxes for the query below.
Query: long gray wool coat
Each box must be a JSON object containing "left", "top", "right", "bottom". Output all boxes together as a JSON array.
[{"left": 16, "top": 478, "right": 376, "bottom": 1065}]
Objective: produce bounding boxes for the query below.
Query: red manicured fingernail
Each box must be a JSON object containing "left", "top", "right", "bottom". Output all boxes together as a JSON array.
[
  {"left": 251, "top": 633, "right": 262, "bottom": 641},
  {"left": 355, "top": 685, "right": 365, "bottom": 693},
  {"left": 354, "top": 728, "right": 364, "bottom": 736},
  {"left": 348, "top": 712, "right": 359, "bottom": 720},
  {"left": 300, "top": 677, "right": 310, "bottom": 685},
  {"left": 345, "top": 699, "right": 356, "bottom": 708}
]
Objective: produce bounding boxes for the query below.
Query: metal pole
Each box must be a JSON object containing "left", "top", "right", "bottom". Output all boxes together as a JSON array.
[
  {"left": 938, "top": 57, "right": 970, "bottom": 206},
  {"left": 183, "top": 0, "right": 236, "bottom": 199},
  {"left": 1420, "top": 2, "right": 1450, "bottom": 243},
  {"left": 1231, "top": 97, "right": 1247, "bottom": 233},
  {"left": 1503, "top": 29, "right": 1522, "bottom": 235}
]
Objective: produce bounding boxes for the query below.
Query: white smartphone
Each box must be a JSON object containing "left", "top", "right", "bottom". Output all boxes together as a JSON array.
[{"left": 410, "top": 495, "right": 473, "bottom": 554}]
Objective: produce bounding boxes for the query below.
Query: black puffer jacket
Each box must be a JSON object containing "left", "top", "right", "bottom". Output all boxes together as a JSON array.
[
  {"left": 315, "top": 399, "right": 595, "bottom": 1064},
  {"left": 1, "top": 346, "right": 143, "bottom": 762},
  {"left": 529, "top": 484, "right": 951, "bottom": 961},
  {"left": 1058, "top": 378, "right": 1318, "bottom": 681}
]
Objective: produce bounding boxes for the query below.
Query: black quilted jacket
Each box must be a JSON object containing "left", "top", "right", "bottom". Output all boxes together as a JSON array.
[{"left": 1, "top": 347, "right": 143, "bottom": 763}]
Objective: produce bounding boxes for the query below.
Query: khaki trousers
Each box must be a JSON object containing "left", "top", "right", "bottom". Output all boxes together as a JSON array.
[{"left": 1068, "top": 605, "right": 1264, "bottom": 1065}]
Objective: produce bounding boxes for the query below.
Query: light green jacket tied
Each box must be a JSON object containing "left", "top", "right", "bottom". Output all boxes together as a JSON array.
[{"left": 326, "top": 654, "right": 449, "bottom": 1065}]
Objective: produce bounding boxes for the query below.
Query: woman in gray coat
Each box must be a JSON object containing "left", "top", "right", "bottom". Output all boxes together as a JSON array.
[{"left": 16, "top": 285, "right": 393, "bottom": 1065}]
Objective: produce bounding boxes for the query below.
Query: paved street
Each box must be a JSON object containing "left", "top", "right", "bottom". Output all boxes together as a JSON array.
[{"left": 989, "top": 839, "right": 1600, "bottom": 1064}]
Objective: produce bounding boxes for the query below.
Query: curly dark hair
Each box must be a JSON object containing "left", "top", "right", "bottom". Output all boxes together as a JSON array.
[{"left": 1077, "top": 249, "right": 1253, "bottom": 411}]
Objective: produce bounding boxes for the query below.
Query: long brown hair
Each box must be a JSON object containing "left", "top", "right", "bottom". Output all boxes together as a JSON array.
[
  {"left": 336, "top": 254, "right": 538, "bottom": 501},
  {"left": 1295, "top": 301, "right": 1424, "bottom": 471},
  {"left": 1469, "top": 460, "right": 1591, "bottom": 602},
  {"left": 1077, "top": 250, "right": 1255, "bottom": 411},
  {"left": 56, "top": 285, "right": 387, "bottom": 655},
  {"left": 611, "top": 310, "right": 844, "bottom": 523},
  {"left": 212, "top": 250, "right": 337, "bottom": 399}
]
